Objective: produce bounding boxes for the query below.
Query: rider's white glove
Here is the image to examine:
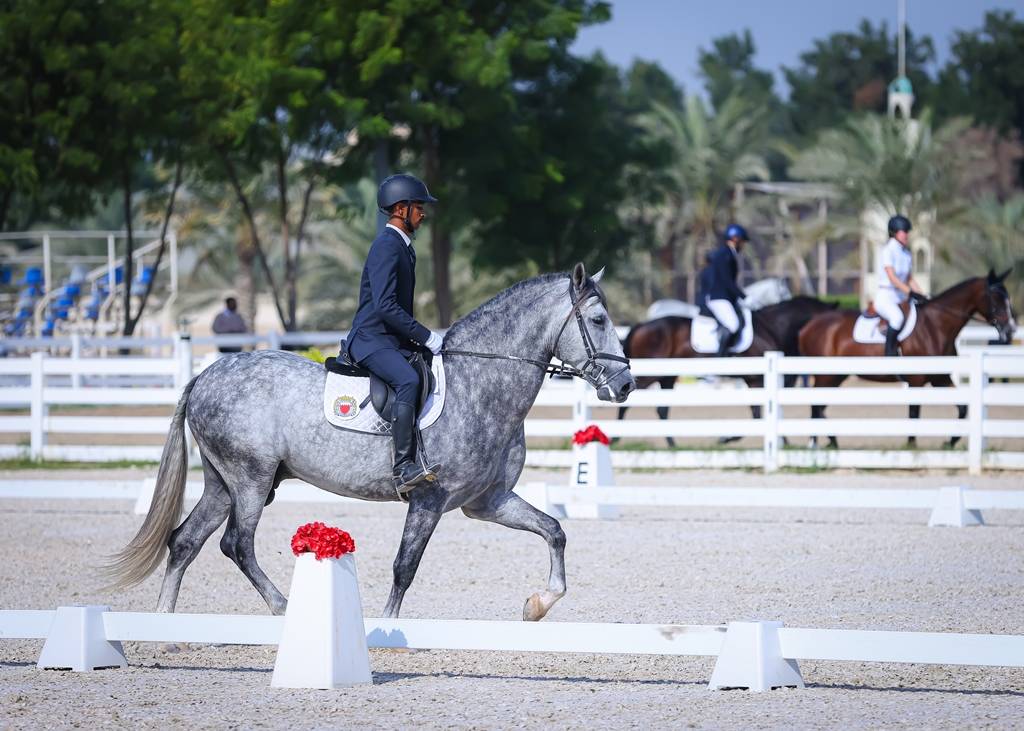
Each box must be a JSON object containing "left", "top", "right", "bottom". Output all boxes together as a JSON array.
[{"left": 425, "top": 331, "right": 444, "bottom": 355}]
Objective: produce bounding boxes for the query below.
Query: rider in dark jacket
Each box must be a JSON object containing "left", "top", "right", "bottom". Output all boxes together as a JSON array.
[
  {"left": 347, "top": 173, "right": 442, "bottom": 493},
  {"left": 701, "top": 224, "right": 749, "bottom": 355}
]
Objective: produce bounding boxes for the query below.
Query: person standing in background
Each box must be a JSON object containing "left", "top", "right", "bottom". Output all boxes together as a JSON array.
[{"left": 212, "top": 296, "right": 248, "bottom": 353}]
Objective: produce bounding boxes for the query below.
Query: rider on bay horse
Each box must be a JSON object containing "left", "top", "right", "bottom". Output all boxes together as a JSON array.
[
  {"left": 875, "top": 214, "right": 927, "bottom": 357},
  {"left": 702, "top": 223, "right": 749, "bottom": 356},
  {"left": 345, "top": 173, "right": 443, "bottom": 493}
]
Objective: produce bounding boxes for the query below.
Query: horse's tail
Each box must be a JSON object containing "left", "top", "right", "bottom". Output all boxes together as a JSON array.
[{"left": 100, "top": 375, "right": 198, "bottom": 590}]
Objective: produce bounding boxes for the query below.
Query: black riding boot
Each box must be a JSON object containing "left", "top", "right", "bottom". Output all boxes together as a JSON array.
[
  {"left": 391, "top": 401, "right": 433, "bottom": 493},
  {"left": 716, "top": 327, "right": 734, "bottom": 357},
  {"left": 884, "top": 327, "right": 899, "bottom": 357}
]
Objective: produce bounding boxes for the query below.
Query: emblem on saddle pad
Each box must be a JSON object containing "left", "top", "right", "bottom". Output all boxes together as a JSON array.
[{"left": 333, "top": 395, "right": 359, "bottom": 420}]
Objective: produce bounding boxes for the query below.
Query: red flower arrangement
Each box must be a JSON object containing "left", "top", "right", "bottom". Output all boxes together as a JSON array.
[
  {"left": 572, "top": 424, "right": 610, "bottom": 446},
  {"left": 290, "top": 522, "right": 355, "bottom": 561}
]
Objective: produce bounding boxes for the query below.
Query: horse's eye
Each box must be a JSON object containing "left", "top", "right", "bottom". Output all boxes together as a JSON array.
[{"left": 591, "top": 315, "right": 607, "bottom": 326}]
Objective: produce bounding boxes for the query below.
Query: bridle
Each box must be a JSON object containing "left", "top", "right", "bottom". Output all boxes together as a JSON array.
[
  {"left": 918, "top": 281, "right": 1013, "bottom": 332},
  {"left": 442, "top": 281, "right": 631, "bottom": 391}
]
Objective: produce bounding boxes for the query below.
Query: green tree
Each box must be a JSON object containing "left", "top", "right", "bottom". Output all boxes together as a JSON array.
[
  {"left": 784, "top": 20, "right": 934, "bottom": 139},
  {"left": 463, "top": 53, "right": 643, "bottom": 275},
  {"left": 932, "top": 10, "right": 1024, "bottom": 185},
  {"left": 698, "top": 30, "right": 776, "bottom": 113},
  {"left": 364, "top": 0, "right": 611, "bottom": 325},
  {"left": 790, "top": 111, "right": 971, "bottom": 221},
  {"left": 640, "top": 94, "right": 771, "bottom": 300},
  {"left": 179, "top": 0, "right": 374, "bottom": 331}
]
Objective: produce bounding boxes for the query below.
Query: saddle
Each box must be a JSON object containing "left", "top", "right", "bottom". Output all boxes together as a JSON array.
[{"left": 325, "top": 344, "right": 435, "bottom": 421}]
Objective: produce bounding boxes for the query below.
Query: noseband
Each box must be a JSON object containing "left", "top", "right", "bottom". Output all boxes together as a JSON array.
[{"left": 442, "top": 282, "right": 630, "bottom": 390}]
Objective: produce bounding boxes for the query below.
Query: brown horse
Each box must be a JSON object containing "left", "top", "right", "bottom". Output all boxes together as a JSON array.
[
  {"left": 798, "top": 269, "right": 1016, "bottom": 448},
  {"left": 618, "top": 296, "right": 839, "bottom": 445}
]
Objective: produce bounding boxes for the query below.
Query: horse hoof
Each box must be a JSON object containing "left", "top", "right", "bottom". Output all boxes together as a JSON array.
[{"left": 523, "top": 593, "right": 547, "bottom": 622}]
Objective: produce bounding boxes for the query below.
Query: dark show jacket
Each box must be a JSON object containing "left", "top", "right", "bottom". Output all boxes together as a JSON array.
[
  {"left": 347, "top": 226, "right": 431, "bottom": 361},
  {"left": 703, "top": 243, "right": 745, "bottom": 303}
]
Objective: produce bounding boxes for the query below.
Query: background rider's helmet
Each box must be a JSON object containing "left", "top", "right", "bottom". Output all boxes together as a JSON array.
[
  {"left": 377, "top": 173, "right": 438, "bottom": 214},
  {"left": 887, "top": 214, "right": 912, "bottom": 235},
  {"left": 724, "top": 223, "right": 749, "bottom": 242}
]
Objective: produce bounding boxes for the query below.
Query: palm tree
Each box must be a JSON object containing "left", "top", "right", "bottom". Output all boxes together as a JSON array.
[
  {"left": 640, "top": 93, "right": 771, "bottom": 300},
  {"left": 789, "top": 110, "right": 971, "bottom": 221}
]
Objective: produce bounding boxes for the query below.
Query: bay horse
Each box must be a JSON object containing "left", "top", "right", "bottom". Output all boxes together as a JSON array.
[
  {"left": 618, "top": 296, "right": 838, "bottom": 445},
  {"left": 104, "top": 264, "right": 635, "bottom": 622},
  {"left": 798, "top": 269, "right": 1016, "bottom": 448}
]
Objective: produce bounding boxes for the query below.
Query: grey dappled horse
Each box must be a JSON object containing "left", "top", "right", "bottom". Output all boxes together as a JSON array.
[{"left": 104, "top": 264, "right": 635, "bottom": 622}]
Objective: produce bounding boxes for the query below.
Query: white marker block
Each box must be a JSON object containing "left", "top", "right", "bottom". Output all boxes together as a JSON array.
[
  {"left": 928, "top": 486, "right": 984, "bottom": 528},
  {"left": 37, "top": 605, "right": 127, "bottom": 671},
  {"left": 566, "top": 441, "right": 618, "bottom": 519},
  {"left": 272, "top": 553, "right": 372, "bottom": 689},
  {"left": 708, "top": 621, "right": 804, "bottom": 692}
]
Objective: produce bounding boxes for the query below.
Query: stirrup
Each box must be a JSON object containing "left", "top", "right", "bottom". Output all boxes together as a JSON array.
[{"left": 392, "top": 462, "right": 441, "bottom": 498}]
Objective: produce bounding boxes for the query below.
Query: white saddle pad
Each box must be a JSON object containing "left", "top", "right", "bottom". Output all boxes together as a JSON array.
[
  {"left": 852, "top": 303, "right": 917, "bottom": 344},
  {"left": 322, "top": 355, "right": 446, "bottom": 435},
  {"left": 691, "top": 308, "right": 754, "bottom": 355}
]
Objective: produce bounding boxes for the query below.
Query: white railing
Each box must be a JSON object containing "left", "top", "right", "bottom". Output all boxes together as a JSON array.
[
  {"left": 3, "top": 608, "right": 1024, "bottom": 689},
  {"left": 0, "top": 339, "right": 1021, "bottom": 473}
]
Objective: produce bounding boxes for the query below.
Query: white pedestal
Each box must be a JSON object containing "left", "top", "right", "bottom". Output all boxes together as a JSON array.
[
  {"left": 566, "top": 441, "right": 618, "bottom": 519},
  {"left": 928, "top": 485, "right": 984, "bottom": 528},
  {"left": 271, "top": 553, "right": 372, "bottom": 689},
  {"left": 37, "top": 605, "right": 127, "bottom": 671},
  {"left": 708, "top": 621, "right": 804, "bottom": 692}
]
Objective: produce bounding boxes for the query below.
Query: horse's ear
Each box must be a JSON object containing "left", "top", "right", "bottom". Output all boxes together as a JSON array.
[
  {"left": 592, "top": 267, "right": 605, "bottom": 284},
  {"left": 987, "top": 267, "right": 997, "bottom": 283},
  {"left": 998, "top": 267, "right": 1011, "bottom": 282},
  {"left": 571, "top": 262, "right": 587, "bottom": 292}
]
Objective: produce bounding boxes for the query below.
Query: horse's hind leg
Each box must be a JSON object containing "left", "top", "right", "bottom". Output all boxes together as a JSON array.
[
  {"left": 157, "top": 455, "right": 231, "bottom": 613},
  {"left": 462, "top": 491, "right": 566, "bottom": 622},
  {"left": 383, "top": 485, "right": 445, "bottom": 618},
  {"left": 219, "top": 464, "right": 287, "bottom": 615}
]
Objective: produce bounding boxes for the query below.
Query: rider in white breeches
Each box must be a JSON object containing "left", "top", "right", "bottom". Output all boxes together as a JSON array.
[{"left": 876, "top": 215, "right": 925, "bottom": 356}]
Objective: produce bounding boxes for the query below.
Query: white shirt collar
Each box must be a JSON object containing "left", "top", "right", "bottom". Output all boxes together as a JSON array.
[{"left": 386, "top": 223, "right": 411, "bottom": 246}]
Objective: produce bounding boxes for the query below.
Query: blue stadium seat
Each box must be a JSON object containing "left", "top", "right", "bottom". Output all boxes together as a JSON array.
[{"left": 20, "top": 267, "right": 44, "bottom": 286}]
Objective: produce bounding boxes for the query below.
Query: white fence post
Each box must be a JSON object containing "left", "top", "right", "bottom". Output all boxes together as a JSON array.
[
  {"left": 70, "top": 332, "right": 82, "bottom": 389},
  {"left": 268, "top": 331, "right": 282, "bottom": 351},
  {"left": 174, "top": 332, "right": 194, "bottom": 390},
  {"left": 29, "top": 352, "right": 46, "bottom": 459},
  {"left": 967, "top": 351, "right": 985, "bottom": 476},
  {"left": 763, "top": 352, "right": 782, "bottom": 473}
]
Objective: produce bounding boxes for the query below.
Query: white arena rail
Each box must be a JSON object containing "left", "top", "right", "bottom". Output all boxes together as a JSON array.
[
  {"left": 1, "top": 342, "right": 1022, "bottom": 473},
  {"left": 3, "top": 608, "right": 1023, "bottom": 691}
]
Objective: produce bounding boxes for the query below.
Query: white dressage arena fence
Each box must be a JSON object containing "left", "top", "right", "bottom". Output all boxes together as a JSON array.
[
  {"left": 1, "top": 336, "right": 1022, "bottom": 473},
  {"left": 1, "top": 478, "right": 1021, "bottom": 529},
  {"left": 3, "top": 605, "right": 1024, "bottom": 691},
  {"left": 515, "top": 483, "right": 1024, "bottom": 527}
]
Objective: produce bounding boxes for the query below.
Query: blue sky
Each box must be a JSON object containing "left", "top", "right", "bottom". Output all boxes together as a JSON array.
[{"left": 572, "top": 0, "right": 1024, "bottom": 98}]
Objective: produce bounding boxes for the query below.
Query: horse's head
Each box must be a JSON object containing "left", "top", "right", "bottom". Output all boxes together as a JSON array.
[
  {"left": 554, "top": 262, "right": 636, "bottom": 403},
  {"left": 981, "top": 268, "right": 1017, "bottom": 344}
]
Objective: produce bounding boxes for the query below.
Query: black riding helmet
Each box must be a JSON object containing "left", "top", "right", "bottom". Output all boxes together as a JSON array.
[
  {"left": 377, "top": 173, "right": 437, "bottom": 214},
  {"left": 888, "top": 214, "right": 912, "bottom": 235}
]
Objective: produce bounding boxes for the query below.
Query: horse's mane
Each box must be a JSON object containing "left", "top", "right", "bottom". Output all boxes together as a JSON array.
[
  {"left": 446, "top": 272, "right": 568, "bottom": 339},
  {"left": 931, "top": 275, "right": 985, "bottom": 301},
  {"left": 446, "top": 271, "right": 606, "bottom": 340}
]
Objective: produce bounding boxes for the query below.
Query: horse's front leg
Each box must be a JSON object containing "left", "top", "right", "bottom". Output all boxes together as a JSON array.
[
  {"left": 463, "top": 491, "right": 566, "bottom": 622},
  {"left": 383, "top": 485, "right": 445, "bottom": 618}
]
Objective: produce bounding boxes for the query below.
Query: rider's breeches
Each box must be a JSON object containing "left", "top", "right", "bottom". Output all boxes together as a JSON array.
[
  {"left": 706, "top": 298, "right": 740, "bottom": 333},
  {"left": 874, "top": 288, "right": 905, "bottom": 330},
  {"left": 358, "top": 348, "right": 419, "bottom": 405}
]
